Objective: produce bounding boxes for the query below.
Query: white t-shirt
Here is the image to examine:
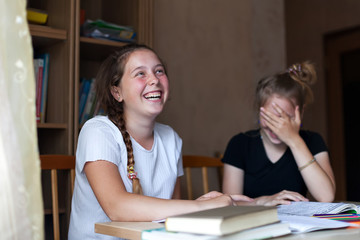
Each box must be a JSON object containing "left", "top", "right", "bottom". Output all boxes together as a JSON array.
[{"left": 68, "top": 116, "right": 183, "bottom": 240}]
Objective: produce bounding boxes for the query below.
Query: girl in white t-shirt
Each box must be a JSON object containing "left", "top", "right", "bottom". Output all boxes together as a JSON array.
[{"left": 68, "top": 44, "right": 252, "bottom": 239}]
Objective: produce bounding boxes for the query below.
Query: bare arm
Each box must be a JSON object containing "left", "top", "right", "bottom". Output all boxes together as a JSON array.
[
  {"left": 84, "top": 160, "right": 245, "bottom": 221},
  {"left": 222, "top": 163, "right": 244, "bottom": 194},
  {"left": 260, "top": 104, "right": 335, "bottom": 202}
]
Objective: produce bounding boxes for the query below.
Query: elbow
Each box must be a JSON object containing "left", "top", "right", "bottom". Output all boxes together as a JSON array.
[
  {"left": 317, "top": 194, "right": 335, "bottom": 203},
  {"left": 315, "top": 187, "right": 336, "bottom": 203}
]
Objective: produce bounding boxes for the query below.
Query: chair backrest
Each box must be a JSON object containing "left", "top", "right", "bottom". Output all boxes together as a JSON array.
[
  {"left": 182, "top": 155, "right": 224, "bottom": 200},
  {"left": 40, "top": 154, "right": 75, "bottom": 240}
]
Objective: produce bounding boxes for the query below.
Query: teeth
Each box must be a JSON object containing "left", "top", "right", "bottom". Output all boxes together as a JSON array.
[{"left": 144, "top": 92, "right": 161, "bottom": 99}]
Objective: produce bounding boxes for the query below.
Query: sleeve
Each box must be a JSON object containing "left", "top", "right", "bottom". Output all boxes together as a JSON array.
[
  {"left": 221, "top": 134, "right": 245, "bottom": 169},
  {"left": 76, "top": 120, "right": 122, "bottom": 173},
  {"left": 175, "top": 132, "right": 184, "bottom": 177},
  {"left": 302, "top": 131, "right": 328, "bottom": 155}
]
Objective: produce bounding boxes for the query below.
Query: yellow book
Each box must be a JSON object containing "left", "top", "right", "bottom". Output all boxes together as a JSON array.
[{"left": 27, "top": 8, "right": 48, "bottom": 24}]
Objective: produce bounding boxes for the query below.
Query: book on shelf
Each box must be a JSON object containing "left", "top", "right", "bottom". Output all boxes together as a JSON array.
[
  {"left": 165, "top": 205, "right": 279, "bottom": 236},
  {"left": 37, "top": 53, "right": 49, "bottom": 123},
  {"left": 80, "top": 78, "right": 96, "bottom": 125},
  {"left": 277, "top": 201, "right": 360, "bottom": 217},
  {"left": 33, "top": 53, "right": 50, "bottom": 123},
  {"left": 81, "top": 19, "right": 136, "bottom": 43},
  {"left": 34, "top": 58, "right": 44, "bottom": 123},
  {"left": 27, "top": 8, "right": 48, "bottom": 25},
  {"left": 143, "top": 222, "right": 290, "bottom": 240},
  {"left": 78, "top": 78, "right": 92, "bottom": 124}
]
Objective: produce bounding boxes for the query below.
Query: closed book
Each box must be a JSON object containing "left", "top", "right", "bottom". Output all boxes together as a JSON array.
[
  {"left": 165, "top": 205, "right": 279, "bottom": 236},
  {"left": 36, "top": 53, "right": 49, "bottom": 123},
  {"left": 27, "top": 8, "right": 48, "bottom": 24},
  {"left": 80, "top": 78, "right": 95, "bottom": 124},
  {"left": 34, "top": 58, "right": 44, "bottom": 123},
  {"left": 143, "top": 222, "right": 290, "bottom": 240}
]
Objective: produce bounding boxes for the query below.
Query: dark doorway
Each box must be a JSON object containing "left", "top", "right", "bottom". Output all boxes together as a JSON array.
[
  {"left": 342, "top": 50, "right": 360, "bottom": 201},
  {"left": 324, "top": 27, "right": 360, "bottom": 201}
]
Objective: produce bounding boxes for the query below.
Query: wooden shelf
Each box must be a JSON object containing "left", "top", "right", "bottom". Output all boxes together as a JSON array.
[
  {"left": 80, "top": 37, "right": 128, "bottom": 61},
  {"left": 30, "top": 24, "right": 67, "bottom": 48},
  {"left": 80, "top": 36, "right": 129, "bottom": 47},
  {"left": 30, "top": 24, "right": 67, "bottom": 39}
]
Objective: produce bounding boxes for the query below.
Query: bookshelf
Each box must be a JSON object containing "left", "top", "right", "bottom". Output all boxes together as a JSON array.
[
  {"left": 28, "top": 0, "right": 75, "bottom": 155},
  {"left": 73, "top": 0, "right": 154, "bottom": 146}
]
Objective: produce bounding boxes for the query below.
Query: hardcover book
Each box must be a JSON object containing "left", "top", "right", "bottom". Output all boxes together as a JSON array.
[{"left": 165, "top": 205, "right": 279, "bottom": 236}]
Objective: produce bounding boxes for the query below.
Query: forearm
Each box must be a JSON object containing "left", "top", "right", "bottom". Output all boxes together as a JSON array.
[
  {"left": 108, "top": 192, "right": 203, "bottom": 221},
  {"left": 288, "top": 137, "right": 335, "bottom": 202}
]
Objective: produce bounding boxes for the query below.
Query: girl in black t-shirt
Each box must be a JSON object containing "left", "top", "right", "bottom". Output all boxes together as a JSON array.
[{"left": 222, "top": 61, "right": 335, "bottom": 206}]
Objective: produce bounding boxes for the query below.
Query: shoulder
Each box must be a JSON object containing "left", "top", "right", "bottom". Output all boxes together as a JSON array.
[
  {"left": 79, "top": 116, "right": 120, "bottom": 142},
  {"left": 299, "top": 129, "right": 328, "bottom": 152},
  {"left": 299, "top": 130, "right": 325, "bottom": 142},
  {"left": 228, "top": 129, "right": 260, "bottom": 143},
  {"left": 154, "top": 122, "right": 181, "bottom": 139}
]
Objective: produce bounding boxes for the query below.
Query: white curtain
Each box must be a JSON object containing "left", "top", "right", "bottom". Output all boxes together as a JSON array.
[{"left": 0, "top": 0, "right": 44, "bottom": 239}]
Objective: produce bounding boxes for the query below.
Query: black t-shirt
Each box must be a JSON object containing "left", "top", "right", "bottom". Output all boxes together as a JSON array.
[{"left": 221, "top": 129, "right": 328, "bottom": 198}]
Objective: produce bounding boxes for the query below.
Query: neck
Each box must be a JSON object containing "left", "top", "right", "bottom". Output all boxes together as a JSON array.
[
  {"left": 260, "top": 129, "right": 287, "bottom": 152},
  {"left": 124, "top": 113, "right": 156, "bottom": 150}
]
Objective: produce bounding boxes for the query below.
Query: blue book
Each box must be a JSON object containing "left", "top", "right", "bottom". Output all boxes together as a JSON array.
[
  {"left": 80, "top": 78, "right": 95, "bottom": 124},
  {"left": 79, "top": 79, "right": 91, "bottom": 124},
  {"left": 38, "top": 53, "right": 49, "bottom": 123}
]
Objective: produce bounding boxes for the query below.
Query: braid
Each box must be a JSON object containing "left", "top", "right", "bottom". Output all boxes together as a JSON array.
[{"left": 109, "top": 110, "right": 143, "bottom": 195}]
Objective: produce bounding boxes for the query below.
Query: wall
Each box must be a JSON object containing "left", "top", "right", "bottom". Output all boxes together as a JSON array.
[
  {"left": 285, "top": 0, "right": 360, "bottom": 141},
  {"left": 153, "top": 0, "right": 285, "bottom": 157}
]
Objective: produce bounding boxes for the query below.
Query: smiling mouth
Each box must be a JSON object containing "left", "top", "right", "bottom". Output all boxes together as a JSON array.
[{"left": 144, "top": 91, "right": 162, "bottom": 100}]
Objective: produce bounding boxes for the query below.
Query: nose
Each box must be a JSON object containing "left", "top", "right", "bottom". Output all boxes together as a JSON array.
[{"left": 148, "top": 74, "right": 159, "bottom": 85}]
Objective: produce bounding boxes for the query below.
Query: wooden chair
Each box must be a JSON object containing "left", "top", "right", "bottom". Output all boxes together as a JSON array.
[
  {"left": 40, "top": 155, "right": 75, "bottom": 240},
  {"left": 182, "top": 155, "right": 224, "bottom": 200}
]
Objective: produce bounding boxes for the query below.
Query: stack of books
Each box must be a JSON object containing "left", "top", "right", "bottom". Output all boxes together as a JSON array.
[
  {"left": 33, "top": 53, "right": 50, "bottom": 123},
  {"left": 142, "top": 206, "right": 291, "bottom": 240},
  {"left": 78, "top": 78, "right": 103, "bottom": 125}
]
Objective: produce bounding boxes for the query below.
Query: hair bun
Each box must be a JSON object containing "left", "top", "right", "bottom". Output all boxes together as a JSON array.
[{"left": 288, "top": 61, "right": 317, "bottom": 85}]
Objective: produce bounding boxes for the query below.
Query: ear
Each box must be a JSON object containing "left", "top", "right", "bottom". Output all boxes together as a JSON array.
[{"left": 111, "top": 86, "right": 123, "bottom": 102}]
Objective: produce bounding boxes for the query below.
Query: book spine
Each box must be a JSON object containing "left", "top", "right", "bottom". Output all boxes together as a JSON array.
[
  {"left": 78, "top": 79, "right": 91, "bottom": 124},
  {"left": 39, "top": 53, "right": 49, "bottom": 123},
  {"left": 80, "top": 78, "right": 96, "bottom": 125},
  {"left": 35, "top": 58, "right": 44, "bottom": 123}
]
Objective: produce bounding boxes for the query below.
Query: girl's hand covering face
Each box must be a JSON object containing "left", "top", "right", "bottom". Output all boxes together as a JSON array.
[{"left": 260, "top": 103, "right": 301, "bottom": 145}]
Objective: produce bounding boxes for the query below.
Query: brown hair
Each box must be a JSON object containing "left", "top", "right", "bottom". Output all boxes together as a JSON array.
[
  {"left": 255, "top": 61, "right": 317, "bottom": 113},
  {"left": 95, "top": 44, "right": 163, "bottom": 195}
]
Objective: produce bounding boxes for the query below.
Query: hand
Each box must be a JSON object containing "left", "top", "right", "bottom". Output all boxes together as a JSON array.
[
  {"left": 254, "top": 190, "right": 308, "bottom": 206},
  {"left": 196, "top": 191, "right": 253, "bottom": 207},
  {"left": 260, "top": 104, "right": 301, "bottom": 145},
  {"left": 195, "top": 191, "right": 224, "bottom": 201}
]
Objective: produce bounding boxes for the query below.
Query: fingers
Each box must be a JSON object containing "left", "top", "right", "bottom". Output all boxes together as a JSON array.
[
  {"left": 260, "top": 108, "right": 277, "bottom": 128},
  {"left": 253, "top": 191, "right": 308, "bottom": 206},
  {"left": 276, "top": 190, "right": 308, "bottom": 202},
  {"left": 271, "top": 102, "right": 287, "bottom": 119},
  {"left": 195, "top": 191, "right": 223, "bottom": 201},
  {"left": 230, "top": 194, "right": 254, "bottom": 202}
]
